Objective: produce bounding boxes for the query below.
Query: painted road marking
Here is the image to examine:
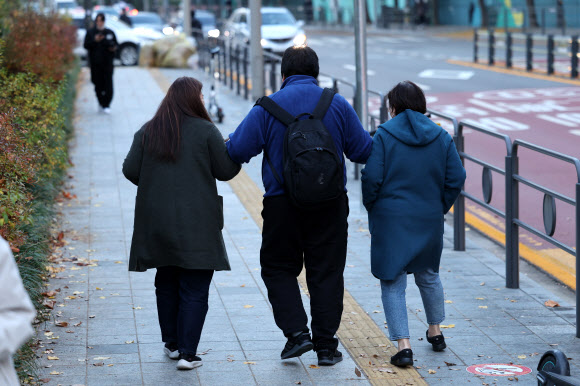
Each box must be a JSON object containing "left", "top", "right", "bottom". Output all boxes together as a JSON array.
[
  {"left": 571, "top": 129, "right": 580, "bottom": 136},
  {"left": 342, "top": 64, "right": 376, "bottom": 76},
  {"left": 538, "top": 113, "right": 578, "bottom": 127},
  {"left": 414, "top": 82, "right": 431, "bottom": 91},
  {"left": 419, "top": 69, "right": 475, "bottom": 80},
  {"left": 466, "top": 364, "right": 532, "bottom": 377}
]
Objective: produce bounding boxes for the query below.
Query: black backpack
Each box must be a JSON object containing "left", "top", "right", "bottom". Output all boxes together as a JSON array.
[{"left": 256, "top": 88, "right": 344, "bottom": 207}]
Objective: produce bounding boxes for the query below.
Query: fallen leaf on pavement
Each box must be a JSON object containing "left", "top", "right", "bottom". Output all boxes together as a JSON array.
[
  {"left": 44, "top": 332, "right": 54, "bottom": 337},
  {"left": 479, "top": 306, "right": 488, "bottom": 309},
  {"left": 125, "top": 340, "right": 134, "bottom": 344},
  {"left": 517, "top": 355, "right": 526, "bottom": 359},
  {"left": 444, "top": 361, "right": 456, "bottom": 366},
  {"left": 89, "top": 315, "right": 95, "bottom": 318},
  {"left": 99, "top": 296, "right": 106, "bottom": 299},
  {"left": 372, "top": 310, "right": 381, "bottom": 313},
  {"left": 377, "top": 368, "right": 395, "bottom": 373},
  {"left": 95, "top": 287, "right": 103, "bottom": 290},
  {"left": 47, "top": 356, "right": 59, "bottom": 360},
  {"left": 55, "top": 321, "right": 68, "bottom": 327},
  {"left": 309, "top": 365, "right": 319, "bottom": 369},
  {"left": 475, "top": 297, "right": 485, "bottom": 300},
  {"left": 444, "top": 300, "right": 453, "bottom": 304},
  {"left": 243, "top": 305, "right": 254, "bottom": 308},
  {"left": 428, "top": 369, "right": 437, "bottom": 374},
  {"left": 74, "top": 321, "right": 82, "bottom": 327},
  {"left": 93, "top": 362, "right": 104, "bottom": 367},
  {"left": 198, "top": 349, "right": 212, "bottom": 355},
  {"left": 295, "top": 382, "right": 301, "bottom": 385},
  {"left": 244, "top": 361, "right": 256, "bottom": 365},
  {"left": 49, "top": 371, "right": 61, "bottom": 375},
  {"left": 355, "top": 368, "right": 362, "bottom": 377},
  {"left": 132, "top": 307, "right": 142, "bottom": 310},
  {"left": 480, "top": 282, "right": 485, "bottom": 286},
  {"left": 440, "top": 324, "right": 455, "bottom": 329},
  {"left": 43, "top": 300, "right": 56, "bottom": 309},
  {"left": 544, "top": 300, "right": 560, "bottom": 308},
  {"left": 114, "top": 261, "right": 123, "bottom": 264},
  {"left": 94, "top": 357, "right": 111, "bottom": 360}
]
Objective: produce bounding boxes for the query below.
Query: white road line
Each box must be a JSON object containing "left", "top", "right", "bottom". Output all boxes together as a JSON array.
[
  {"left": 570, "top": 130, "right": 580, "bottom": 136},
  {"left": 342, "top": 64, "right": 376, "bottom": 76},
  {"left": 468, "top": 98, "right": 509, "bottom": 113},
  {"left": 537, "top": 114, "right": 578, "bottom": 127}
]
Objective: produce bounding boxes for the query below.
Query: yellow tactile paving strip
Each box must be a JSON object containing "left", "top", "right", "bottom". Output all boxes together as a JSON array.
[{"left": 150, "top": 67, "right": 426, "bottom": 385}]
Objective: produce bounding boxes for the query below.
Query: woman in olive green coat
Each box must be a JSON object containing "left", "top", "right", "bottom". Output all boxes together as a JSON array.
[{"left": 123, "top": 77, "right": 240, "bottom": 371}]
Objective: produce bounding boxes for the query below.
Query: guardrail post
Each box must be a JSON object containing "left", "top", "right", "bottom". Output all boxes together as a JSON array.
[
  {"left": 571, "top": 36, "right": 579, "bottom": 78},
  {"left": 243, "top": 45, "right": 249, "bottom": 100},
  {"left": 526, "top": 34, "right": 533, "bottom": 72},
  {"left": 229, "top": 41, "right": 234, "bottom": 90},
  {"left": 488, "top": 28, "right": 495, "bottom": 66},
  {"left": 505, "top": 151, "right": 519, "bottom": 289},
  {"left": 576, "top": 182, "right": 579, "bottom": 337},
  {"left": 453, "top": 128, "right": 465, "bottom": 252},
  {"left": 547, "top": 34, "right": 555, "bottom": 75},
  {"left": 235, "top": 45, "right": 240, "bottom": 96},
  {"left": 506, "top": 32, "right": 513, "bottom": 68},
  {"left": 474, "top": 29, "right": 478, "bottom": 63},
  {"left": 379, "top": 94, "right": 388, "bottom": 123},
  {"left": 332, "top": 78, "right": 339, "bottom": 94}
]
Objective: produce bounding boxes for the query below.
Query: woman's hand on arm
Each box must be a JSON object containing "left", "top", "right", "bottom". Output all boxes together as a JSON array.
[
  {"left": 208, "top": 126, "right": 241, "bottom": 181},
  {"left": 361, "top": 133, "right": 386, "bottom": 212}
]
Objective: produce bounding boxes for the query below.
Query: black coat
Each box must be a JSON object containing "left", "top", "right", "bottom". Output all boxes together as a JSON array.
[
  {"left": 84, "top": 27, "right": 118, "bottom": 69},
  {"left": 123, "top": 117, "right": 241, "bottom": 272}
]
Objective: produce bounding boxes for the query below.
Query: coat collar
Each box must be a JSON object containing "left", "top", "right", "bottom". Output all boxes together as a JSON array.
[{"left": 280, "top": 75, "right": 319, "bottom": 89}]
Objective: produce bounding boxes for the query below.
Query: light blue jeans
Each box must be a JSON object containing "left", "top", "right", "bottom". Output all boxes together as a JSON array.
[{"left": 380, "top": 268, "right": 445, "bottom": 341}]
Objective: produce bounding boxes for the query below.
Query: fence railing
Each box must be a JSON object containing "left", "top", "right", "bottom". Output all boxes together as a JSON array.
[
  {"left": 474, "top": 29, "right": 580, "bottom": 78},
  {"left": 200, "top": 38, "right": 579, "bottom": 336}
]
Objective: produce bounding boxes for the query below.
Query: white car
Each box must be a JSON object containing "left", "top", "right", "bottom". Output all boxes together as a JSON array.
[
  {"left": 223, "top": 7, "right": 306, "bottom": 54},
  {"left": 72, "top": 12, "right": 164, "bottom": 66}
]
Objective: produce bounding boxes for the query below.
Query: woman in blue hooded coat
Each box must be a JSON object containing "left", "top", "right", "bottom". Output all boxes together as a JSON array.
[{"left": 361, "top": 81, "right": 465, "bottom": 367}]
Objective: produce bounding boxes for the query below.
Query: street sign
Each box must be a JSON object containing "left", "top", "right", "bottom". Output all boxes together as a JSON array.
[{"left": 466, "top": 363, "right": 532, "bottom": 377}]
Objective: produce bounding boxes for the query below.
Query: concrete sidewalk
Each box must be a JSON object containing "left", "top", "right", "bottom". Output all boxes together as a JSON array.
[{"left": 35, "top": 65, "right": 578, "bottom": 386}]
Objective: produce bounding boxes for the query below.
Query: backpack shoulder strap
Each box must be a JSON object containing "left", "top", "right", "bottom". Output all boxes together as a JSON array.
[
  {"left": 255, "top": 97, "right": 295, "bottom": 127},
  {"left": 312, "top": 88, "right": 336, "bottom": 120}
]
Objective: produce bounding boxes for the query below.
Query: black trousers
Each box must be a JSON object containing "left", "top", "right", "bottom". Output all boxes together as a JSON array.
[
  {"left": 154, "top": 266, "right": 214, "bottom": 355},
  {"left": 90, "top": 65, "right": 114, "bottom": 108},
  {"left": 260, "top": 194, "right": 348, "bottom": 351}
]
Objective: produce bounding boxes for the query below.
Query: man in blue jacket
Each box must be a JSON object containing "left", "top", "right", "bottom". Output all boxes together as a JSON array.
[{"left": 226, "top": 46, "right": 372, "bottom": 366}]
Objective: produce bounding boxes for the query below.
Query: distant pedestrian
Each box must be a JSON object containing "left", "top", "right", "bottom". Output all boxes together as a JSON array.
[
  {"left": 122, "top": 77, "right": 240, "bottom": 370},
  {"left": 226, "top": 46, "right": 372, "bottom": 366},
  {"left": 191, "top": 9, "right": 203, "bottom": 43},
  {"left": 0, "top": 236, "right": 36, "bottom": 386},
  {"left": 84, "top": 13, "right": 118, "bottom": 114},
  {"left": 468, "top": 2, "right": 475, "bottom": 25},
  {"left": 361, "top": 81, "right": 465, "bottom": 367},
  {"left": 119, "top": 8, "right": 132, "bottom": 27}
]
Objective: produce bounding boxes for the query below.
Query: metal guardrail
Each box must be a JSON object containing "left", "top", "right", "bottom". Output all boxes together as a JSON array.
[
  {"left": 201, "top": 38, "right": 579, "bottom": 336},
  {"left": 474, "top": 29, "right": 579, "bottom": 78}
]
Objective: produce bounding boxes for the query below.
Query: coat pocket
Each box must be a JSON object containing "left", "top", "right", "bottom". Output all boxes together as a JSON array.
[{"left": 217, "top": 195, "right": 224, "bottom": 230}]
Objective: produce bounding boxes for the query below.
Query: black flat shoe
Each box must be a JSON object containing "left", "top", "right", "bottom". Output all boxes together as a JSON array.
[
  {"left": 317, "top": 349, "right": 343, "bottom": 366},
  {"left": 281, "top": 332, "right": 314, "bottom": 359},
  {"left": 426, "top": 330, "right": 446, "bottom": 352},
  {"left": 390, "top": 348, "right": 413, "bottom": 367}
]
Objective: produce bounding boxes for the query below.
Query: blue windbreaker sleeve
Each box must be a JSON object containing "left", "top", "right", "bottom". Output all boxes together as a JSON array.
[
  {"left": 443, "top": 137, "right": 466, "bottom": 214},
  {"left": 226, "top": 106, "right": 266, "bottom": 164},
  {"left": 361, "top": 132, "right": 386, "bottom": 212},
  {"left": 342, "top": 98, "right": 372, "bottom": 164}
]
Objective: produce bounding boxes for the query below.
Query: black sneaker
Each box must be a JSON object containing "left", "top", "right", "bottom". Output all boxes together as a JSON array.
[
  {"left": 426, "top": 330, "right": 446, "bottom": 352},
  {"left": 281, "top": 332, "right": 314, "bottom": 359},
  {"left": 176, "top": 354, "right": 202, "bottom": 370},
  {"left": 317, "top": 349, "right": 343, "bottom": 366},
  {"left": 390, "top": 349, "right": 413, "bottom": 367}
]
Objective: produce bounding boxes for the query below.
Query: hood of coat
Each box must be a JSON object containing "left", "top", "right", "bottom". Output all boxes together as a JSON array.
[{"left": 379, "top": 109, "right": 443, "bottom": 146}]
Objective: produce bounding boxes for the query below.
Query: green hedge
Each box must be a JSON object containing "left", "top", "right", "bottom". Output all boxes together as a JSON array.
[{"left": 0, "top": 10, "right": 78, "bottom": 383}]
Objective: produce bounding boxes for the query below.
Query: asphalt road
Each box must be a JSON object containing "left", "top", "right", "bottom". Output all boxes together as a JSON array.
[{"left": 305, "top": 28, "right": 579, "bottom": 251}]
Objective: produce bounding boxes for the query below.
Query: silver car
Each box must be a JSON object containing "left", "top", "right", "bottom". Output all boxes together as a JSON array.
[{"left": 223, "top": 7, "right": 306, "bottom": 54}]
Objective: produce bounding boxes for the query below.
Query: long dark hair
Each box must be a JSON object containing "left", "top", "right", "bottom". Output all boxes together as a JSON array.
[{"left": 143, "top": 77, "right": 212, "bottom": 162}]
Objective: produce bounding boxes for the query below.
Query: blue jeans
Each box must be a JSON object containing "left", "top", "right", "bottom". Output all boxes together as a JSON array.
[
  {"left": 155, "top": 266, "right": 214, "bottom": 355},
  {"left": 380, "top": 269, "right": 445, "bottom": 341}
]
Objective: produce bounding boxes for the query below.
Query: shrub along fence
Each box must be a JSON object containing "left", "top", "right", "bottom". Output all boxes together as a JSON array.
[{"left": 0, "top": 10, "right": 78, "bottom": 383}]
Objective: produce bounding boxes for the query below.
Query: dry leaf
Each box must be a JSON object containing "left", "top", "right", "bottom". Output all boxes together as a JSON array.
[
  {"left": 93, "top": 362, "right": 104, "bottom": 367},
  {"left": 295, "top": 382, "right": 302, "bottom": 385},
  {"left": 44, "top": 332, "right": 54, "bottom": 337},
  {"left": 125, "top": 340, "right": 134, "bottom": 344},
  {"left": 55, "top": 321, "right": 68, "bottom": 327},
  {"left": 444, "top": 300, "right": 453, "bottom": 304},
  {"left": 440, "top": 324, "right": 455, "bottom": 329},
  {"left": 49, "top": 371, "right": 61, "bottom": 375},
  {"left": 444, "top": 361, "right": 457, "bottom": 366},
  {"left": 309, "top": 365, "right": 319, "bottom": 369},
  {"left": 95, "top": 287, "right": 103, "bottom": 290},
  {"left": 99, "top": 296, "right": 106, "bottom": 299},
  {"left": 244, "top": 361, "right": 256, "bottom": 365},
  {"left": 480, "top": 282, "right": 485, "bottom": 286},
  {"left": 476, "top": 297, "right": 485, "bottom": 300},
  {"left": 107, "top": 364, "right": 114, "bottom": 367},
  {"left": 377, "top": 368, "right": 395, "bottom": 373},
  {"left": 89, "top": 315, "right": 96, "bottom": 318},
  {"left": 428, "top": 369, "right": 437, "bottom": 374},
  {"left": 479, "top": 306, "right": 488, "bottom": 309},
  {"left": 517, "top": 355, "right": 526, "bottom": 359},
  {"left": 243, "top": 305, "right": 254, "bottom": 309},
  {"left": 372, "top": 310, "right": 381, "bottom": 313},
  {"left": 114, "top": 261, "right": 123, "bottom": 264},
  {"left": 355, "top": 367, "right": 362, "bottom": 377},
  {"left": 544, "top": 300, "right": 560, "bottom": 308},
  {"left": 133, "top": 306, "right": 142, "bottom": 310},
  {"left": 47, "top": 356, "right": 59, "bottom": 360},
  {"left": 74, "top": 321, "right": 82, "bottom": 327}
]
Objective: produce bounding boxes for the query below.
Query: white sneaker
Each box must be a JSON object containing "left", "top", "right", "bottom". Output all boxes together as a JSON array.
[
  {"left": 103, "top": 107, "right": 111, "bottom": 114},
  {"left": 176, "top": 355, "right": 202, "bottom": 370},
  {"left": 163, "top": 346, "right": 180, "bottom": 360}
]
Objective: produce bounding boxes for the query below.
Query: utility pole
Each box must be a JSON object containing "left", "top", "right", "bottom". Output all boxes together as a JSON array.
[
  {"left": 250, "top": 0, "right": 264, "bottom": 99},
  {"left": 183, "top": 0, "right": 191, "bottom": 39},
  {"left": 353, "top": 0, "right": 368, "bottom": 130}
]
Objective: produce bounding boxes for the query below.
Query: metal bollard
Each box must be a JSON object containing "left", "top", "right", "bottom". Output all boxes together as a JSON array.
[
  {"left": 506, "top": 32, "right": 513, "bottom": 68},
  {"left": 488, "top": 28, "right": 495, "bottom": 66},
  {"left": 505, "top": 152, "right": 519, "bottom": 289},
  {"left": 576, "top": 182, "right": 580, "bottom": 337},
  {"left": 526, "top": 34, "right": 533, "bottom": 72},
  {"left": 235, "top": 45, "right": 240, "bottom": 96},
  {"left": 229, "top": 41, "right": 234, "bottom": 90},
  {"left": 453, "top": 131, "right": 466, "bottom": 252},
  {"left": 547, "top": 35, "right": 555, "bottom": 75},
  {"left": 379, "top": 93, "right": 388, "bottom": 123},
  {"left": 473, "top": 29, "right": 478, "bottom": 63},
  {"left": 243, "top": 46, "right": 249, "bottom": 100},
  {"left": 571, "top": 36, "right": 579, "bottom": 78}
]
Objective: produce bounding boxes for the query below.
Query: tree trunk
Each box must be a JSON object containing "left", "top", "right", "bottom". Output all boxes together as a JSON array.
[
  {"left": 526, "top": 0, "right": 539, "bottom": 28},
  {"left": 478, "top": 0, "right": 488, "bottom": 27}
]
